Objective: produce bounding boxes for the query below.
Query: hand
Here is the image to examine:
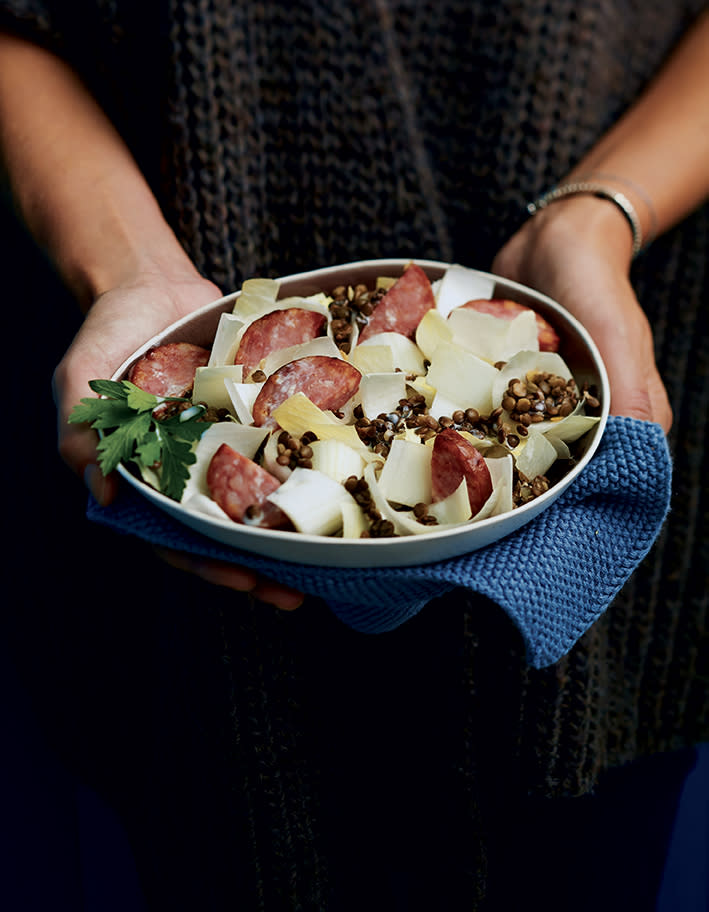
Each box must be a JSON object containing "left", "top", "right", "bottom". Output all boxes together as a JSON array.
[
  {"left": 53, "top": 268, "right": 304, "bottom": 610},
  {"left": 491, "top": 195, "right": 672, "bottom": 432}
]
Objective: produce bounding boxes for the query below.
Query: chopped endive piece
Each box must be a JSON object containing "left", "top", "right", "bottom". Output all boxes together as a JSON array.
[
  {"left": 544, "top": 435, "right": 571, "bottom": 460},
  {"left": 271, "top": 393, "right": 377, "bottom": 459},
  {"left": 363, "top": 461, "right": 477, "bottom": 535},
  {"left": 434, "top": 264, "right": 496, "bottom": 318},
  {"left": 363, "top": 462, "right": 433, "bottom": 535},
  {"left": 427, "top": 478, "right": 471, "bottom": 524},
  {"left": 193, "top": 365, "right": 244, "bottom": 411},
  {"left": 271, "top": 391, "right": 341, "bottom": 437},
  {"left": 415, "top": 308, "right": 453, "bottom": 361},
  {"left": 309, "top": 438, "right": 366, "bottom": 484},
  {"left": 201, "top": 422, "right": 269, "bottom": 460},
  {"left": 428, "top": 389, "right": 465, "bottom": 423},
  {"left": 356, "top": 331, "right": 426, "bottom": 375},
  {"left": 514, "top": 430, "right": 558, "bottom": 480},
  {"left": 182, "top": 492, "right": 231, "bottom": 521},
  {"left": 224, "top": 379, "right": 264, "bottom": 425},
  {"left": 457, "top": 430, "right": 497, "bottom": 452},
  {"left": 485, "top": 454, "right": 514, "bottom": 516},
  {"left": 541, "top": 412, "right": 601, "bottom": 444},
  {"left": 340, "top": 501, "right": 369, "bottom": 539},
  {"left": 492, "top": 350, "right": 573, "bottom": 406},
  {"left": 520, "top": 400, "right": 600, "bottom": 445},
  {"left": 377, "top": 437, "right": 432, "bottom": 506},
  {"left": 447, "top": 308, "right": 539, "bottom": 364},
  {"left": 182, "top": 422, "right": 270, "bottom": 501},
  {"left": 266, "top": 467, "right": 357, "bottom": 536},
  {"left": 359, "top": 372, "right": 408, "bottom": 420},
  {"left": 279, "top": 292, "right": 331, "bottom": 310},
  {"left": 469, "top": 484, "right": 500, "bottom": 522},
  {"left": 310, "top": 424, "right": 381, "bottom": 462},
  {"left": 139, "top": 463, "right": 161, "bottom": 491},
  {"left": 208, "top": 313, "right": 245, "bottom": 366},
  {"left": 426, "top": 342, "right": 498, "bottom": 417},
  {"left": 231, "top": 278, "right": 280, "bottom": 320},
  {"left": 401, "top": 425, "right": 425, "bottom": 445},
  {"left": 262, "top": 336, "right": 340, "bottom": 377},
  {"left": 503, "top": 311, "right": 542, "bottom": 359},
  {"left": 349, "top": 344, "right": 395, "bottom": 375}
]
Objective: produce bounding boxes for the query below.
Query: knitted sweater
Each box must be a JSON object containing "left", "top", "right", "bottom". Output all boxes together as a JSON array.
[{"left": 2, "top": 1, "right": 708, "bottom": 909}]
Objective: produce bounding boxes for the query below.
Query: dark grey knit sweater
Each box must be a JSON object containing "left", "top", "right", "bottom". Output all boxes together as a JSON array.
[{"left": 2, "top": 1, "right": 708, "bottom": 909}]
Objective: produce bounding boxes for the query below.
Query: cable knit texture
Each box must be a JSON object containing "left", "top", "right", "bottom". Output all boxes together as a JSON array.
[{"left": 2, "top": 0, "right": 708, "bottom": 907}]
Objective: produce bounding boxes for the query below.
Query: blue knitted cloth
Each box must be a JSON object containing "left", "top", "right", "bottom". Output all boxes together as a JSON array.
[{"left": 86, "top": 416, "right": 671, "bottom": 668}]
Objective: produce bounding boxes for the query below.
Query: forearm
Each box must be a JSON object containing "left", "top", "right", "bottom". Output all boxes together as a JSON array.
[
  {"left": 561, "top": 9, "right": 709, "bottom": 248},
  {"left": 0, "top": 30, "right": 193, "bottom": 311},
  {"left": 492, "top": 14, "right": 709, "bottom": 431}
]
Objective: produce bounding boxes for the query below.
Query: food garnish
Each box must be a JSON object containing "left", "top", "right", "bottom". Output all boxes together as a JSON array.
[{"left": 69, "top": 379, "right": 213, "bottom": 501}]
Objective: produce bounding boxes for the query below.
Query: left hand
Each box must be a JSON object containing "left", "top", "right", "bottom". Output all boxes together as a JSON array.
[
  {"left": 492, "top": 194, "right": 672, "bottom": 433},
  {"left": 52, "top": 267, "right": 304, "bottom": 611}
]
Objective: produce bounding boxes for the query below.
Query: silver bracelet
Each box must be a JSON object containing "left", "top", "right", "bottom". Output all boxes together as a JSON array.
[
  {"left": 526, "top": 181, "right": 644, "bottom": 258},
  {"left": 573, "top": 172, "right": 658, "bottom": 245}
]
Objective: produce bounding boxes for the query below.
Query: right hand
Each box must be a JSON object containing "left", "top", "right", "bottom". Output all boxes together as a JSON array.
[
  {"left": 491, "top": 194, "right": 672, "bottom": 432},
  {"left": 53, "top": 269, "right": 304, "bottom": 610}
]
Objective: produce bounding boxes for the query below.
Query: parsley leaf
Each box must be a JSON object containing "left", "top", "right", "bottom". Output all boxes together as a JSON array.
[
  {"left": 96, "top": 410, "right": 153, "bottom": 475},
  {"left": 157, "top": 432, "right": 198, "bottom": 501},
  {"left": 88, "top": 379, "right": 132, "bottom": 399},
  {"left": 68, "top": 380, "right": 214, "bottom": 501},
  {"left": 69, "top": 398, "right": 136, "bottom": 429},
  {"left": 126, "top": 384, "right": 162, "bottom": 413},
  {"left": 134, "top": 432, "right": 162, "bottom": 469},
  {"left": 159, "top": 412, "right": 211, "bottom": 442}
]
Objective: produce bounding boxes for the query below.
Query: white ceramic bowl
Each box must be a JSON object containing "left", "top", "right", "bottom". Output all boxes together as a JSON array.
[{"left": 111, "top": 259, "right": 609, "bottom": 568}]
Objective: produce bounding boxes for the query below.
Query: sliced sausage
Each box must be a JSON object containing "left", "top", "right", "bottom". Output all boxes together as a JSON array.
[
  {"left": 431, "top": 428, "right": 493, "bottom": 516},
  {"left": 458, "top": 299, "right": 560, "bottom": 352},
  {"left": 206, "top": 442, "right": 291, "bottom": 528},
  {"left": 127, "top": 342, "right": 210, "bottom": 397},
  {"left": 357, "top": 263, "right": 435, "bottom": 343},
  {"left": 235, "top": 307, "right": 327, "bottom": 378},
  {"left": 251, "top": 355, "right": 362, "bottom": 427}
]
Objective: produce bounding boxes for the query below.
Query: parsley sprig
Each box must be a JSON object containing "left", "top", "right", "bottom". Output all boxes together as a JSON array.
[{"left": 69, "top": 379, "right": 213, "bottom": 501}]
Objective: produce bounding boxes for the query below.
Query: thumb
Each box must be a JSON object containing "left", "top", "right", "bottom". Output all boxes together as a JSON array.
[
  {"left": 607, "top": 363, "right": 672, "bottom": 432},
  {"left": 52, "top": 361, "right": 120, "bottom": 507}
]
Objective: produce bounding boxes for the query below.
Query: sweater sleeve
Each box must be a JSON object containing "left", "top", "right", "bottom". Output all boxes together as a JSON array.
[{"left": 0, "top": 1, "right": 66, "bottom": 54}]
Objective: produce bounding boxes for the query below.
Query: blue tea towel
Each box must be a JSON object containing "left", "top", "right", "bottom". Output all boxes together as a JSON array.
[{"left": 87, "top": 416, "right": 671, "bottom": 668}]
